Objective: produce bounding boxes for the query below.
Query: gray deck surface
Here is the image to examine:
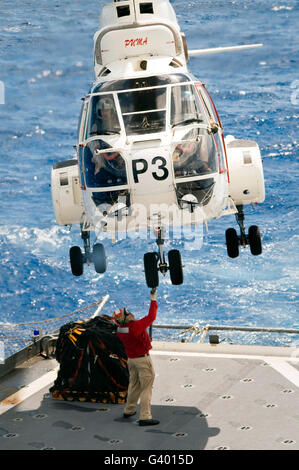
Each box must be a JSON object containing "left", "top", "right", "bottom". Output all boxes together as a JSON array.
[{"left": 0, "top": 341, "right": 299, "bottom": 451}]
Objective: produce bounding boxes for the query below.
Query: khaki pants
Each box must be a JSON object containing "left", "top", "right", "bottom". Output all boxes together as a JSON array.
[{"left": 124, "top": 355, "right": 155, "bottom": 420}]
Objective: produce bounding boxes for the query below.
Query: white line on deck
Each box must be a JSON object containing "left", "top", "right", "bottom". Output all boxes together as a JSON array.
[
  {"left": 0, "top": 366, "right": 59, "bottom": 416},
  {"left": 267, "top": 359, "right": 299, "bottom": 388}
]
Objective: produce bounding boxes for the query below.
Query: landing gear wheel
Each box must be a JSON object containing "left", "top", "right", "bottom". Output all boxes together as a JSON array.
[
  {"left": 226, "top": 228, "right": 239, "bottom": 258},
  {"left": 168, "top": 249, "right": 183, "bottom": 285},
  {"left": 70, "top": 246, "right": 83, "bottom": 276},
  {"left": 93, "top": 243, "right": 107, "bottom": 273},
  {"left": 248, "top": 225, "right": 262, "bottom": 256},
  {"left": 144, "top": 252, "right": 159, "bottom": 288}
]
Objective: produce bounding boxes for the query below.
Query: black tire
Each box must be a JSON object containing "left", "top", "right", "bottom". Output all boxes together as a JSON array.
[
  {"left": 93, "top": 243, "right": 107, "bottom": 273},
  {"left": 225, "top": 228, "right": 239, "bottom": 258},
  {"left": 248, "top": 225, "right": 262, "bottom": 256},
  {"left": 70, "top": 246, "right": 83, "bottom": 276},
  {"left": 144, "top": 252, "right": 159, "bottom": 288},
  {"left": 168, "top": 249, "right": 183, "bottom": 285}
]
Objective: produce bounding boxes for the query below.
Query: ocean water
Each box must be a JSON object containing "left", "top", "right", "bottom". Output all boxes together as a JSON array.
[{"left": 0, "top": 0, "right": 298, "bottom": 350}]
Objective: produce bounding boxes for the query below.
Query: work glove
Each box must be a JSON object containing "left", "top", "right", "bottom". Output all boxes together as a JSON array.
[{"left": 150, "top": 288, "right": 157, "bottom": 301}]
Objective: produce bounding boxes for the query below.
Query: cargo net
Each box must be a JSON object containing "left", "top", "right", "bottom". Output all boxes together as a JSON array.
[
  {"left": 50, "top": 315, "right": 129, "bottom": 404},
  {"left": 0, "top": 300, "right": 107, "bottom": 360}
]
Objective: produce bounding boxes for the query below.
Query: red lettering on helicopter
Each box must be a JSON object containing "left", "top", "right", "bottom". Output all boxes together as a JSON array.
[{"left": 125, "top": 37, "right": 148, "bottom": 48}]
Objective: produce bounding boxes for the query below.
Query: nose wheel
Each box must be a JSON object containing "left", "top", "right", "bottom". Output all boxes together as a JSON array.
[
  {"left": 144, "top": 252, "right": 159, "bottom": 288},
  {"left": 168, "top": 249, "right": 183, "bottom": 285},
  {"left": 225, "top": 205, "right": 262, "bottom": 258},
  {"left": 69, "top": 226, "right": 107, "bottom": 276},
  {"left": 143, "top": 226, "right": 184, "bottom": 287},
  {"left": 69, "top": 245, "right": 84, "bottom": 276}
]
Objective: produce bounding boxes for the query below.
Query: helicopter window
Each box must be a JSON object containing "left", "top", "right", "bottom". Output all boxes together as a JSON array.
[
  {"left": 197, "top": 84, "right": 227, "bottom": 172},
  {"left": 172, "top": 128, "right": 218, "bottom": 178},
  {"left": 86, "top": 94, "right": 121, "bottom": 138},
  {"left": 171, "top": 84, "right": 207, "bottom": 127},
  {"left": 140, "top": 3, "right": 154, "bottom": 14},
  {"left": 92, "top": 189, "right": 130, "bottom": 208},
  {"left": 91, "top": 74, "right": 191, "bottom": 93},
  {"left": 83, "top": 140, "right": 127, "bottom": 188},
  {"left": 118, "top": 87, "right": 167, "bottom": 135},
  {"left": 118, "top": 88, "right": 166, "bottom": 113},
  {"left": 122, "top": 110, "right": 166, "bottom": 135},
  {"left": 176, "top": 179, "right": 215, "bottom": 207},
  {"left": 116, "top": 5, "right": 130, "bottom": 17},
  {"left": 197, "top": 83, "right": 222, "bottom": 128}
]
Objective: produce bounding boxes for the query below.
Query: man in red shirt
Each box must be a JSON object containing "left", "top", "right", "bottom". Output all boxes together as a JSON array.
[{"left": 112, "top": 289, "right": 159, "bottom": 426}]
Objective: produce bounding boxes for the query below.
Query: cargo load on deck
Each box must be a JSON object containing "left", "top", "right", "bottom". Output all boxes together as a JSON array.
[{"left": 50, "top": 315, "right": 129, "bottom": 403}]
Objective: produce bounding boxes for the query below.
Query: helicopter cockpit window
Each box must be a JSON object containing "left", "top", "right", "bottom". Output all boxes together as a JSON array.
[
  {"left": 83, "top": 140, "right": 127, "bottom": 188},
  {"left": 86, "top": 94, "right": 121, "bottom": 138},
  {"left": 171, "top": 84, "right": 207, "bottom": 127},
  {"left": 118, "top": 87, "right": 167, "bottom": 135},
  {"left": 172, "top": 127, "right": 218, "bottom": 178},
  {"left": 91, "top": 74, "right": 191, "bottom": 93}
]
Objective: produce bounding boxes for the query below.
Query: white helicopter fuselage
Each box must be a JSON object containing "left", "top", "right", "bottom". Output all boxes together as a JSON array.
[{"left": 51, "top": 0, "right": 265, "bottom": 281}]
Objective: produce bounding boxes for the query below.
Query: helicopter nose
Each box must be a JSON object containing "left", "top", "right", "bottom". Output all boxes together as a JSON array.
[{"left": 128, "top": 148, "right": 178, "bottom": 219}]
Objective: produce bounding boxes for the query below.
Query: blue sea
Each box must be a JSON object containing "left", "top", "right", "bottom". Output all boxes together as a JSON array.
[{"left": 0, "top": 0, "right": 298, "bottom": 352}]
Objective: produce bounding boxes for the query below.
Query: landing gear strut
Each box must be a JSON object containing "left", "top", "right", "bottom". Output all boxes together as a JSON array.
[
  {"left": 69, "top": 225, "right": 107, "bottom": 276},
  {"left": 225, "top": 205, "right": 262, "bottom": 258},
  {"left": 144, "top": 226, "right": 183, "bottom": 287}
]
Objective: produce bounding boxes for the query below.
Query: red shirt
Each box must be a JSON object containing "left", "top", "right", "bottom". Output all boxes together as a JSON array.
[{"left": 116, "top": 301, "right": 157, "bottom": 359}]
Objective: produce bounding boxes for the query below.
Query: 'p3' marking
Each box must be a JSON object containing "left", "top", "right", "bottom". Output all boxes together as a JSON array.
[{"left": 132, "top": 156, "right": 169, "bottom": 183}]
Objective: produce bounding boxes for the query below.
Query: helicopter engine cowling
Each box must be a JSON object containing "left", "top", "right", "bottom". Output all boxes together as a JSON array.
[
  {"left": 225, "top": 137, "right": 265, "bottom": 206},
  {"left": 51, "top": 160, "right": 84, "bottom": 226}
]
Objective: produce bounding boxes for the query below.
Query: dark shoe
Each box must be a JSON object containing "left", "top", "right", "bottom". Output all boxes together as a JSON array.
[
  {"left": 139, "top": 419, "right": 160, "bottom": 426},
  {"left": 123, "top": 411, "right": 136, "bottom": 418}
]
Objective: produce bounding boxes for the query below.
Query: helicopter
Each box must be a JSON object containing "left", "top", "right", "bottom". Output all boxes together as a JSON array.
[{"left": 51, "top": 0, "right": 265, "bottom": 288}]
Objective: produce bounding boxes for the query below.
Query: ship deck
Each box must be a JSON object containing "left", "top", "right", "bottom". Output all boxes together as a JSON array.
[{"left": 1, "top": 341, "right": 299, "bottom": 452}]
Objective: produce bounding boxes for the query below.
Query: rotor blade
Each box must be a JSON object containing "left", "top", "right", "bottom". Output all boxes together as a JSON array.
[{"left": 188, "top": 43, "right": 263, "bottom": 57}]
